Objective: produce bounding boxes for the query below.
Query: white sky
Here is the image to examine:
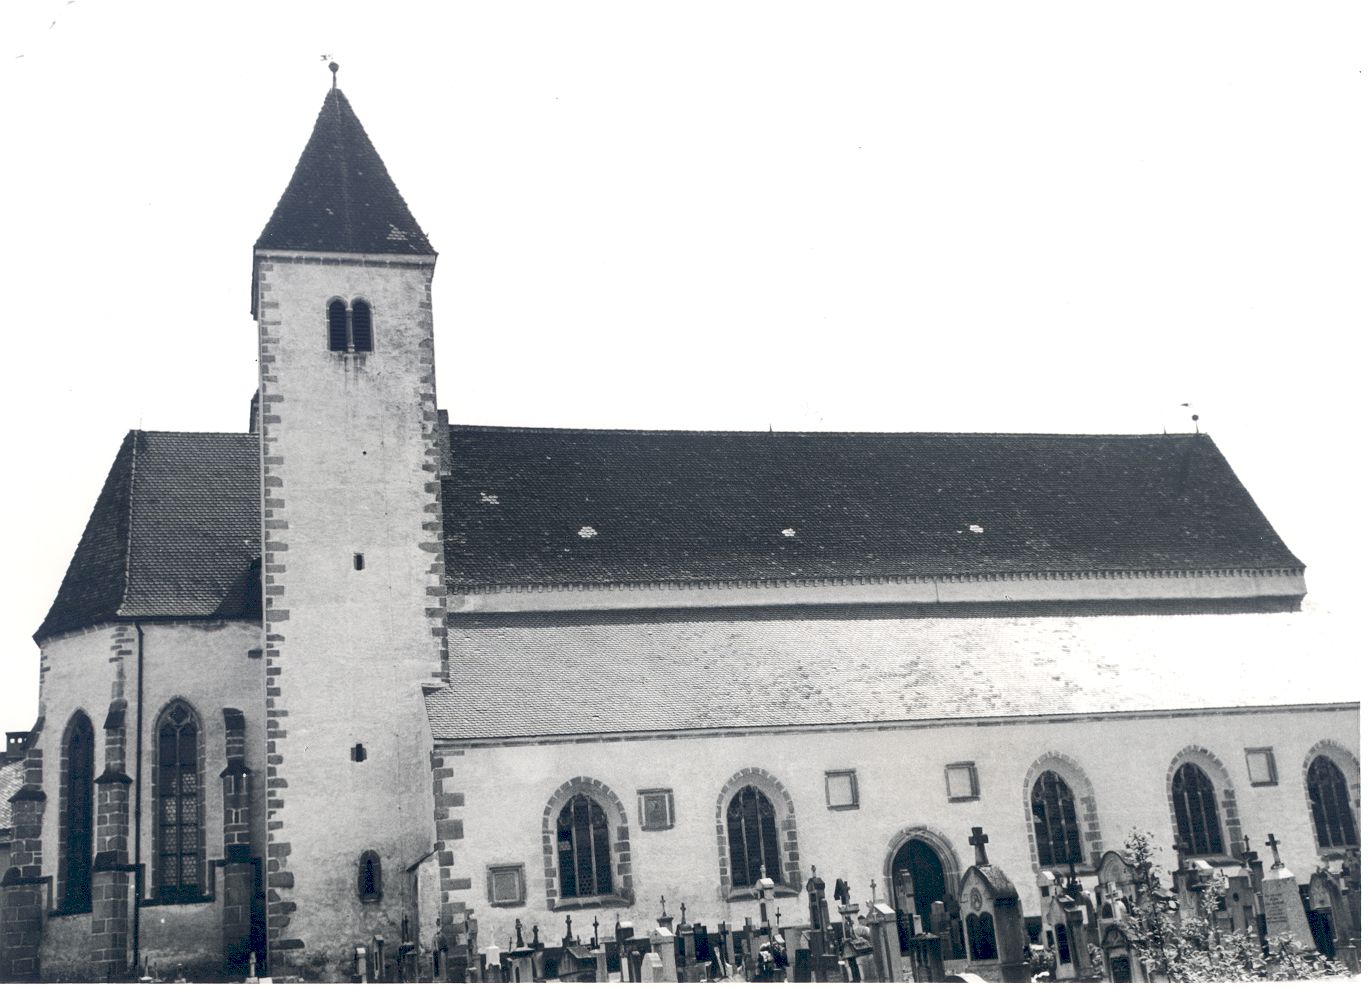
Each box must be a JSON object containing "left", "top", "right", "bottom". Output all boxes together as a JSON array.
[{"left": 0, "top": 2, "right": 1363, "bottom": 733}]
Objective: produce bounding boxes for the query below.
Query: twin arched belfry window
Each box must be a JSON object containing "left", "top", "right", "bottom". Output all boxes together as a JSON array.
[{"left": 327, "top": 298, "right": 373, "bottom": 353}]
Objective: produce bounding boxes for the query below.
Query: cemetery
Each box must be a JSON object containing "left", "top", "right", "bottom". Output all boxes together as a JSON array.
[{"left": 307, "top": 827, "right": 1357, "bottom": 983}]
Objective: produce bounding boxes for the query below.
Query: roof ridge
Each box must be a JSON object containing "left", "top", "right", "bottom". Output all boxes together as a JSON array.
[
  {"left": 115, "top": 431, "right": 139, "bottom": 619},
  {"left": 448, "top": 422, "right": 1209, "bottom": 440},
  {"left": 130, "top": 429, "right": 255, "bottom": 439}
]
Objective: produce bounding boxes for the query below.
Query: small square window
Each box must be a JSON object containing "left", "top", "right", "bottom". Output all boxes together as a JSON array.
[
  {"left": 487, "top": 864, "right": 525, "bottom": 907},
  {"left": 826, "top": 770, "right": 859, "bottom": 810},
  {"left": 1245, "top": 748, "right": 1278, "bottom": 787},
  {"left": 945, "top": 762, "right": 980, "bottom": 802},
  {"left": 638, "top": 789, "right": 675, "bottom": 831}
]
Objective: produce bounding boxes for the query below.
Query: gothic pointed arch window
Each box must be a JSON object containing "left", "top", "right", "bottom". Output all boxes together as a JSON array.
[
  {"left": 61, "top": 711, "right": 95, "bottom": 912},
  {"left": 1171, "top": 762, "right": 1223, "bottom": 856},
  {"left": 1031, "top": 770, "right": 1083, "bottom": 867},
  {"left": 155, "top": 702, "right": 203, "bottom": 901},
  {"left": 556, "top": 794, "right": 614, "bottom": 898},
  {"left": 1307, "top": 755, "right": 1358, "bottom": 850},
  {"left": 726, "top": 785, "right": 784, "bottom": 888}
]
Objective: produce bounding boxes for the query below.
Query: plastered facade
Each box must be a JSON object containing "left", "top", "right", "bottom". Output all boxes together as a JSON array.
[
  {"left": 26, "top": 619, "right": 264, "bottom": 979},
  {"left": 433, "top": 704, "right": 1358, "bottom": 938},
  {"left": 255, "top": 251, "right": 445, "bottom": 980}
]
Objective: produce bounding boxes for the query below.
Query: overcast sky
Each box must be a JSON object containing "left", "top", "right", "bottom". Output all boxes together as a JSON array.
[{"left": 0, "top": 2, "right": 1363, "bottom": 733}]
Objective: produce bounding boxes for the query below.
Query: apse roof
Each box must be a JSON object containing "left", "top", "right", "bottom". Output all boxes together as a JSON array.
[
  {"left": 443, "top": 427, "right": 1302, "bottom": 589},
  {"left": 423, "top": 608, "right": 1352, "bottom": 741},
  {"left": 35, "top": 431, "right": 261, "bottom": 641},
  {"left": 255, "top": 88, "right": 433, "bottom": 256}
]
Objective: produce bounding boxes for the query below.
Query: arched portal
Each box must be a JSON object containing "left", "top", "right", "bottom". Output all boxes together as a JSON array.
[{"left": 887, "top": 830, "right": 966, "bottom": 960}]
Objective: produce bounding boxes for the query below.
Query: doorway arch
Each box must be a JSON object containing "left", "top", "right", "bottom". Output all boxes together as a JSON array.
[{"left": 883, "top": 826, "right": 966, "bottom": 959}]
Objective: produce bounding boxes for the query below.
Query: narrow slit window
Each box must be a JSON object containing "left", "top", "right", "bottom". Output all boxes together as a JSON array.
[
  {"left": 358, "top": 850, "right": 382, "bottom": 902},
  {"left": 354, "top": 553, "right": 365, "bottom": 571}
]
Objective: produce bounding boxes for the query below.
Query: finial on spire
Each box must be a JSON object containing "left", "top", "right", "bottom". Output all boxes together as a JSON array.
[{"left": 330, "top": 61, "right": 339, "bottom": 90}]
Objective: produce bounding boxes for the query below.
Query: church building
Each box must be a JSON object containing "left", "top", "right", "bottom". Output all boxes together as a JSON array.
[{"left": 0, "top": 81, "right": 1358, "bottom": 982}]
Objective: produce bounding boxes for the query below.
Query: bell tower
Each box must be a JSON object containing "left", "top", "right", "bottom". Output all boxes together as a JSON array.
[{"left": 252, "top": 77, "right": 447, "bottom": 979}]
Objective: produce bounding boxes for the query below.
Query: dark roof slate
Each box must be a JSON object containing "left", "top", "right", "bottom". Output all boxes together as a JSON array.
[
  {"left": 0, "top": 760, "right": 23, "bottom": 833},
  {"left": 424, "top": 608, "right": 1350, "bottom": 741},
  {"left": 36, "top": 432, "right": 261, "bottom": 641},
  {"left": 255, "top": 88, "right": 433, "bottom": 256},
  {"left": 443, "top": 427, "right": 1302, "bottom": 590}
]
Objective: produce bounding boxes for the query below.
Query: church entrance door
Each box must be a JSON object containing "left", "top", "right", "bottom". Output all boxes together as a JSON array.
[{"left": 891, "top": 838, "right": 963, "bottom": 958}]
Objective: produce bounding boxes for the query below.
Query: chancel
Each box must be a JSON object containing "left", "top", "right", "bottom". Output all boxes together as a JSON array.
[{"left": 0, "top": 70, "right": 1358, "bottom": 984}]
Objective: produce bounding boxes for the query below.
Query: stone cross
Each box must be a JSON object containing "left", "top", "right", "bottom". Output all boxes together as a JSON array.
[
  {"left": 680, "top": 902, "right": 687, "bottom": 925},
  {"left": 566, "top": 915, "right": 574, "bottom": 941},
  {"left": 515, "top": 918, "right": 525, "bottom": 948},
  {"left": 969, "top": 827, "right": 990, "bottom": 866},
  {"left": 592, "top": 917, "right": 599, "bottom": 947},
  {"left": 1265, "top": 832, "right": 1284, "bottom": 870},
  {"left": 661, "top": 895, "right": 667, "bottom": 915}
]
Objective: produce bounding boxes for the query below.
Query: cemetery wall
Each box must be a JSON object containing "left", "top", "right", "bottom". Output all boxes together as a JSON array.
[{"left": 435, "top": 703, "right": 1357, "bottom": 939}]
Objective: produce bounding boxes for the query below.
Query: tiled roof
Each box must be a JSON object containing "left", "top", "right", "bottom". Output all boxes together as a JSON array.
[
  {"left": 443, "top": 428, "right": 1302, "bottom": 589},
  {"left": 39, "top": 426, "right": 1305, "bottom": 641},
  {"left": 36, "top": 432, "right": 260, "bottom": 641},
  {"left": 0, "top": 760, "right": 24, "bottom": 833},
  {"left": 425, "top": 609, "right": 1350, "bottom": 741},
  {"left": 255, "top": 88, "right": 433, "bottom": 256}
]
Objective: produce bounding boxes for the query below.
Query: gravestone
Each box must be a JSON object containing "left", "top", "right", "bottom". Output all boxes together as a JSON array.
[
  {"left": 650, "top": 926, "right": 678, "bottom": 981},
  {"left": 1038, "top": 870, "right": 1092, "bottom": 982},
  {"left": 957, "top": 828, "right": 1030, "bottom": 982},
  {"left": 1261, "top": 834, "right": 1315, "bottom": 948},
  {"left": 864, "top": 903, "right": 903, "bottom": 982}
]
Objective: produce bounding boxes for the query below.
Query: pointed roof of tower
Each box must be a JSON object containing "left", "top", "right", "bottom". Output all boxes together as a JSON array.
[{"left": 255, "top": 87, "right": 434, "bottom": 255}]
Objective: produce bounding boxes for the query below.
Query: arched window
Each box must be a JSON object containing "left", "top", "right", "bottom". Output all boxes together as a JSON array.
[
  {"left": 324, "top": 298, "right": 375, "bottom": 353},
  {"left": 1031, "top": 771, "right": 1083, "bottom": 867},
  {"left": 327, "top": 299, "right": 348, "bottom": 352},
  {"left": 155, "top": 702, "right": 202, "bottom": 901},
  {"left": 1171, "top": 762, "right": 1223, "bottom": 856},
  {"left": 726, "top": 785, "right": 784, "bottom": 888},
  {"left": 358, "top": 850, "right": 382, "bottom": 902},
  {"left": 61, "top": 712, "right": 94, "bottom": 912},
  {"left": 351, "top": 299, "right": 373, "bottom": 352},
  {"left": 557, "top": 794, "right": 613, "bottom": 898},
  {"left": 1307, "top": 756, "right": 1358, "bottom": 849}
]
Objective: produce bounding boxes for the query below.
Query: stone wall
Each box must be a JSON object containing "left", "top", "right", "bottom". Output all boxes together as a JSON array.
[{"left": 432, "top": 704, "right": 1358, "bottom": 942}]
